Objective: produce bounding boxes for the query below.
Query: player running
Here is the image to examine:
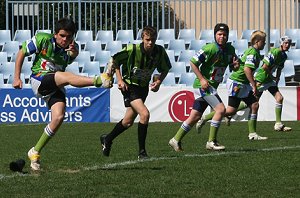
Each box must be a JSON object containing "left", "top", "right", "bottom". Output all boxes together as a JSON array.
[{"left": 169, "top": 23, "right": 239, "bottom": 151}]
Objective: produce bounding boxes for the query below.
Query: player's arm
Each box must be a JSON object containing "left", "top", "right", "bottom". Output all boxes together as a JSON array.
[
  {"left": 13, "top": 49, "right": 26, "bottom": 89},
  {"left": 150, "top": 71, "right": 167, "bottom": 92},
  {"left": 190, "top": 61, "right": 209, "bottom": 90},
  {"left": 244, "top": 66, "right": 258, "bottom": 96}
]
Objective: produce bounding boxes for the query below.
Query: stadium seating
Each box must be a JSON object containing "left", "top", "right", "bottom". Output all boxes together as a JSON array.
[
  {"left": 199, "top": 29, "right": 214, "bottom": 43},
  {"left": 177, "top": 50, "right": 195, "bottom": 71},
  {"left": 95, "top": 30, "right": 114, "bottom": 46},
  {"left": 104, "top": 41, "right": 122, "bottom": 56},
  {"left": 178, "top": 29, "right": 196, "bottom": 45},
  {"left": 286, "top": 49, "right": 300, "bottom": 67},
  {"left": 35, "top": 29, "right": 52, "bottom": 35},
  {"left": 75, "top": 30, "right": 93, "bottom": 49},
  {"left": 161, "top": 72, "right": 176, "bottom": 86},
  {"left": 74, "top": 51, "right": 91, "bottom": 69},
  {"left": 270, "top": 29, "right": 280, "bottom": 47},
  {"left": 165, "top": 49, "right": 176, "bottom": 63},
  {"left": 81, "top": 61, "right": 101, "bottom": 77},
  {"left": 170, "top": 61, "right": 186, "bottom": 79},
  {"left": 0, "top": 30, "right": 11, "bottom": 50},
  {"left": 178, "top": 72, "right": 195, "bottom": 86},
  {"left": 65, "top": 62, "right": 80, "bottom": 75},
  {"left": 157, "top": 29, "right": 175, "bottom": 47},
  {"left": 284, "top": 29, "right": 300, "bottom": 44},
  {"left": 277, "top": 72, "right": 286, "bottom": 87},
  {"left": 116, "top": 30, "right": 134, "bottom": 45},
  {"left": 167, "top": 39, "right": 186, "bottom": 57},
  {"left": 21, "top": 61, "right": 32, "bottom": 80},
  {"left": 241, "top": 29, "right": 255, "bottom": 43},
  {"left": 228, "top": 29, "right": 238, "bottom": 43},
  {"left": 0, "top": 51, "right": 8, "bottom": 63},
  {"left": 282, "top": 60, "right": 295, "bottom": 83},
  {"left": 13, "top": 30, "right": 32, "bottom": 45},
  {"left": 84, "top": 40, "right": 102, "bottom": 58},
  {"left": 188, "top": 39, "right": 206, "bottom": 51},
  {"left": 155, "top": 39, "right": 165, "bottom": 47},
  {"left": 295, "top": 39, "right": 300, "bottom": 49},
  {"left": 232, "top": 39, "right": 248, "bottom": 57},
  {"left": 1, "top": 41, "right": 20, "bottom": 59},
  {"left": 0, "top": 62, "right": 16, "bottom": 80},
  {"left": 7, "top": 73, "right": 30, "bottom": 88},
  {"left": 93, "top": 50, "right": 111, "bottom": 72},
  {"left": 136, "top": 29, "right": 142, "bottom": 40}
]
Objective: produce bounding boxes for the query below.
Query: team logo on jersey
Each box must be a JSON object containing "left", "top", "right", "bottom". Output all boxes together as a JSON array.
[{"left": 168, "top": 90, "right": 194, "bottom": 122}]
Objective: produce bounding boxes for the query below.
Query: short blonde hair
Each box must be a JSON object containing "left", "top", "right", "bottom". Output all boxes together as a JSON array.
[{"left": 250, "top": 30, "right": 266, "bottom": 46}]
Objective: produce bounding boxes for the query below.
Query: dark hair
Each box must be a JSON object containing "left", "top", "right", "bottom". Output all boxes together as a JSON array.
[
  {"left": 141, "top": 26, "right": 157, "bottom": 39},
  {"left": 214, "top": 23, "right": 229, "bottom": 35},
  {"left": 54, "top": 17, "right": 77, "bottom": 36}
]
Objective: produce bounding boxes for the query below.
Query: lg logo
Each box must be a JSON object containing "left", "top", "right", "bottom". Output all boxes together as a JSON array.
[{"left": 168, "top": 90, "right": 194, "bottom": 122}]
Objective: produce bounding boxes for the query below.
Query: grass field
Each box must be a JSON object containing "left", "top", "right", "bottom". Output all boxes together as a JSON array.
[{"left": 0, "top": 121, "right": 299, "bottom": 197}]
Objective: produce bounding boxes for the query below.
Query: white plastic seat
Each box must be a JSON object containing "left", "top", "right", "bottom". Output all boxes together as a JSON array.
[
  {"left": 232, "top": 39, "right": 248, "bottom": 57},
  {"left": 13, "top": 30, "right": 32, "bottom": 45},
  {"left": 84, "top": 40, "right": 102, "bottom": 58},
  {"left": 178, "top": 29, "right": 196, "bottom": 45},
  {"left": 161, "top": 72, "right": 176, "bottom": 86},
  {"left": 165, "top": 50, "right": 176, "bottom": 63},
  {"left": 157, "top": 29, "right": 175, "bottom": 47},
  {"left": 177, "top": 50, "right": 195, "bottom": 72},
  {"left": 2, "top": 41, "right": 20, "bottom": 59},
  {"left": 75, "top": 30, "right": 93, "bottom": 49},
  {"left": 284, "top": 29, "right": 300, "bottom": 44},
  {"left": 282, "top": 59, "right": 295, "bottom": 77},
  {"left": 199, "top": 29, "right": 214, "bottom": 43},
  {"left": 155, "top": 39, "right": 165, "bottom": 47},
  {"left": 0, "top": 30, "right": 12, "bottom": 49},
  {"left": 0, "top": 62, "right": 16, "bottom": 80},
  {"left": 35, "top": 29, "right": 52, "bottom": 35},
  {"left": 170, "top": 61, "right": 186, "bottom": 78},
  {"left": 286, "top": 49, "right": 300, "bottom": 66},
  {"left": 277, "top": 72, "right": 286, "bottom": 87},
  {"left": 178, "top": 72, "right": 195, "bottom": 86},
  {"left": 0, "top": 51, "right": 8, "bottom": 63},
  {"left": 105, "top": 41, "right": 123, "bottom": 56},
  {"left": 167, "top": 39, "right": 186, "bottom": 57},
  {"left": 65, "top": 62, "right": 80, "bottom": 75},
  {"left": 228, "top": 30, "right": 238, "bottom": 43},
  {"left": 93, "top": 51, "right": 111, "bottom": 72},
  {"left": 21, "top": 61, "right": 32, "bottom": 80},
  {"left": 82, "top": 61, "right": 101, "bottom": 77},
  {"left": 241, "top": 29, "right": 255, "bottom": 44},
  {"left": 95, "top": 30, "right": 114, "bottom": 46},
  {"left": 74, "top": 51, "right": 91, "bottom": 69},
  {"left": 136, "top": 29, "right": 142, "bottom": 40},
  {"left": 188, "top": 39, "right": 206, "bottom": 51},
  {"left": 116, "top": 30, "right": 134, "bottom": 45},
  {"left": 270, "top": 29, "right": 280, "bottom": 47}
]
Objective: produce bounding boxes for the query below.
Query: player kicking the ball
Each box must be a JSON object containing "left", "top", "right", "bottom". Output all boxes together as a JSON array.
[{"left": 13, "top": 18, "right": 113, "bottom": 171}]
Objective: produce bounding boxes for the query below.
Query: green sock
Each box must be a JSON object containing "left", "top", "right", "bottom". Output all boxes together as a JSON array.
[
  {"left": 174, "top": 122, "right": 191, "bottom": 142},
  {"left": 34, "top": 125, "right": 54, "bottom": 152},
  {"left": 208, "top": 120, "right": 220, "bottom": 142},
  {"left": 248, "top": 114, "right": 257, "bottom": 133},
  {"left": 237, "top": 101, "right": 248, "bottom": 111},
  {"left": 203, "top": 111, "right": 215, "bottom": 121},
  {"left": 275, "top": 103, "right": 282, "bottom": 123},
  {"left": 93, "top": 75, "right": 102, "bottom": 87}
]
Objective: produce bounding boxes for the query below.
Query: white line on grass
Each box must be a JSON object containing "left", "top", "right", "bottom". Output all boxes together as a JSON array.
[
  {"left": 86, "top": 145, "right": 300, "bottom": 170},
  {"left": 1, "top": 145, "right": 299, "bottom": 180}
]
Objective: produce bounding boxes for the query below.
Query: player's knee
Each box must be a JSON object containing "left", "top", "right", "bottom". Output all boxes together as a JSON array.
[{"left": 139, "top": 110, "right": 150, "bottom": 123}]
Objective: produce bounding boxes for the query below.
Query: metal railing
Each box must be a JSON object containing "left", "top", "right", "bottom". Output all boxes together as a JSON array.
[{"left": 6, "top": 0, "right": 300, "bottom": 39}]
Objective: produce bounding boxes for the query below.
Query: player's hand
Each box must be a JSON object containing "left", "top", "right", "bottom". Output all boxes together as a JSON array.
[
  {"left": 231, "top": 56, "right": 240, "bottom": 71},
  {"left": 13, "top": 78, "right": 23, "bottom": 89},
  {"left": 65, "top": 40, "right": 78, "bottom": 58},
  {"left": 118, "top": 80, "right": 128, "bottom": 92},
  {"left": 200, "top": 78, "right": 209, "bottom": 90},
  {"left": 150, "top": 80, "right": 161, "bottom": 92}
]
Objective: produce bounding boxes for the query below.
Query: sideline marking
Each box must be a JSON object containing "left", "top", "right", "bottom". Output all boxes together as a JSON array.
[{"left": 1, "top": 145, "right": 299, "bottom": 179}]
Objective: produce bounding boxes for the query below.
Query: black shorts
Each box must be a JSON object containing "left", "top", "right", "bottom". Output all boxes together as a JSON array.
[
  {"left": 228, "top": 91, "right": 258, "bottom": 109},
  {"left": 38, "top": 73, "right": 66, "bottom": 108},
  {"left": 121, "top": 84, "right": 149, "bottom": 107}
]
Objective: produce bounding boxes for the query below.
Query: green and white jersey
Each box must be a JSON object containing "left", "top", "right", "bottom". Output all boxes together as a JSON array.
[
  {"left": 113, "top": 43, "right": 172, "bottom": 87},
  {"left": 21, "top": 33, "right": 78, "bottom": 79},
  {"left": 230, "top": 47, "right": 261, "bottom": 84},
  {"left": 255, "top": 48, "right": 287, "bottom": 83},
  {"left": 190, "top": 42, "right": 236, "bottom": 89}
]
